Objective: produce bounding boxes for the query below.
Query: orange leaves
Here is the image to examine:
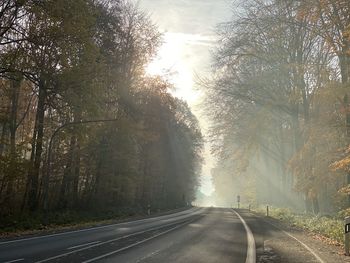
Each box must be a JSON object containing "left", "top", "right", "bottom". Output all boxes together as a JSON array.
[
  {"left": 330, "top": 156, "right": 350, "bottom": 172},
  {"left": 338, "top": 185, "right": 350, "bottom": 194},
  {"left": 330, "top": 145, "right": 350, "bottom": 172}
]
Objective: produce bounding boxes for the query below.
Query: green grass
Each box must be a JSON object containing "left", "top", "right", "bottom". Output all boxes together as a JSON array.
[
  {"left": 0, "top": 207, "right": 144, "bottom": 236},
  {"left": 253, "top": 206, "right": 344, "bottom": 245}
]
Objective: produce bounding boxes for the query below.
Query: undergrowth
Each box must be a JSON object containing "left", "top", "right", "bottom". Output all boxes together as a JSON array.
[
  {"left": 0, "top": 206, "right": 145, "bottom": 235},
  {"left": 253, "top": 206, "right": 344, "bottom": 244}
]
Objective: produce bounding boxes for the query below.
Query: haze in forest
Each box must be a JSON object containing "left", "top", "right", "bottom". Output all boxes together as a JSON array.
[
  {"left": 200, "top": 0, "right": 350, "bottom": 215},
  {"left": 1, "top": 0, "right": 350, "bottom": 232},
  {"left": 0, "top": 0, "right": 203, "bottom": 222},
  {"left": 138, "top": 0, "right": 232, "bottom": 198},
  {"left": 142, "top": 0, "right": 350, "bottom": 214}
]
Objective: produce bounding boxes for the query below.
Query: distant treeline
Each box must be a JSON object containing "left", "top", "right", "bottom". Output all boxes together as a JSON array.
[
  {"left": 205, "top": 0, "right": 350, "bottom": 215},
  {"left": 0, "top": 0, "right": 203, "bottom": 225}
]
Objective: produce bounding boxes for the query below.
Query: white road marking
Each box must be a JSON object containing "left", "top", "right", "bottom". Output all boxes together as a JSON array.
[
  {"left": 82, "top": 218, "right": 197, "bottom": 263},
  {"left": 34, "top": 218, "right": 198, "bottom": 263},
  {"left": 136, "top": 249, "right": 162, "bottom": 263},
  {"left": 3, "top": 259, "right": 24, "bottom": 263},
  {"left": 232, "top": 210, "right": 256, "bottom": 263},
  {"left": 0, "top": 208, "right": 202, "bottom": 245},
  {"left": 263, "top": 219, "right": 325, "bottom": 263},
  {"left": 67, "top": 241, "right": 101, "bottom": 250}
]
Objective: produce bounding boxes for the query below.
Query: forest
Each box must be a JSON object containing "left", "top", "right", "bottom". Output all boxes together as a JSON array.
[
  {"left": 205, "top": 0, "right": 350, "bottom": 215},
  {"left": 0, "top": 0, "right": 203, "bottom": 229}
]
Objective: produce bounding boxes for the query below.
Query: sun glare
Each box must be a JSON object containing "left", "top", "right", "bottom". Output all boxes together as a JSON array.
[
  {"left": 145, "top": 32, "right": 214, "bottom": 197},
  {"left": 145, "top": 33, "right": 201, "bottom": 104}
]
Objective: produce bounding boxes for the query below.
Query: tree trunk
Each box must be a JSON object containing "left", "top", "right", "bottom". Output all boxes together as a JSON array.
[
  {"left": 92, "top": 137, "right": 108, "bottom": 209},
  {"left": 71, "top": 111, "right": 82, "bottom": 207},
  {"left": 72, "top": 140, "right": 80, "bottom": 207},
  {"left": 304, "top": 193, "right": 312, "bottom": 213},
  {"left": 5, "top": 77, "right": 21, "bottom": 205},
  {"left": 279, "top": 124, "right": 287, "bottom": 192},
  {"left": 344, "top": 96, "right": 350, "bottom": 208},
  {"left": 312, "top": 196, "right": 320, "bottom": 215},
  {"left": 26, "top": 82, "right": 46, "bottom": 211},
  {"left": 21, "top": 110, "right": 38, "bottom": 212},
  {"left": 339, "top": 47, "right": 349, "bottom": 84},
  {"left": 58, "top": 135, "right": 76, "bottom": 209},
  {"left": 0, "top": 121, "right": 8, "bottom": 157}
]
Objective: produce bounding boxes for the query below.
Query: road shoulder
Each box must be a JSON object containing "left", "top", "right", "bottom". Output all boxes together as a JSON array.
[{"left": 238, "top": 210, "right": 350, "bottom": 263}]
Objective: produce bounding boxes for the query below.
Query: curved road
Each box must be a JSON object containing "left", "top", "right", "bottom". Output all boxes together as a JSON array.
[{"left": 0, "top": 208, "right": 253, "bottom": 263}]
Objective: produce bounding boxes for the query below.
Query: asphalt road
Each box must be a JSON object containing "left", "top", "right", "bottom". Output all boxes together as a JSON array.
[{"left": 0, "top": 208, "right": 255, "bottom": 263}]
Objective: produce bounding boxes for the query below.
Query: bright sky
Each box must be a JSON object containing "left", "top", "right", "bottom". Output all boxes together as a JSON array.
[{"left": 137, "top": 0, "right": 232, "bottom": 196}]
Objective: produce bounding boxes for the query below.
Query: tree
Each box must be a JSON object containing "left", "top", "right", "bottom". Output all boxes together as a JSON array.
[
  {"left": 0, "top": 0, "right": 203, "bottom": 227},
  {"left": 203, "top": 0, "right": 344, "bottom": 213}
]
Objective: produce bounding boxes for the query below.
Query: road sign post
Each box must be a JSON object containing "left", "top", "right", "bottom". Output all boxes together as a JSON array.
[
  {"left": 266, "top": 205, "right": 269, "bottom": 217},
  {"left": 345, "top": 216, "right": 350, "bottom": 256},
  {"left": 147, "top": 204, "right": 151, "bottom": 215},
  {"left": 237, "top": 195, "right": 240, "bottom": 209}
]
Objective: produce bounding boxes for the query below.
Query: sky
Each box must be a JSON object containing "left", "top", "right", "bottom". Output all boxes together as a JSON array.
[{"left": 137, "top": 0, "right": 233, "bottom": 196}]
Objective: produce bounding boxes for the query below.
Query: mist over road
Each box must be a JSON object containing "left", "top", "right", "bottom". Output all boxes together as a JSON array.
[{"left": 0, "top": 208, "right": 256, "bottom": 263}]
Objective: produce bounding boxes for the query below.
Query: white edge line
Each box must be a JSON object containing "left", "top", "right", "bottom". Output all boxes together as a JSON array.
[
  {"left": 0, "top": 207, "right": 202, "bottom": 245},
  {"left": 232, "top": 210, "right": 256, "bottom": 263},
  {"left": 263, "top": 219, "right": 325, "bottom": 263},
  {"left": 82, "top": 217, "right": 197, "bottom": 263},
  {"left": 67, "top": 241, "right": 101, "bottom": 250},
  {"left": 3, "top": 259, "right": 24, "bottom": 263},
  {"left": 35, "top": 217, "right": 200, "bottom": 263}
]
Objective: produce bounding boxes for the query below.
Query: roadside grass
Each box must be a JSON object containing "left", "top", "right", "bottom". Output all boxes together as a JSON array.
[
  {"left": 0, "top": 207, "right": 141, "bottom": 237},
  {"left": 253, "top": 206, "right": 344, "bottom": 245},
  {"left": 0, "top": 205, "right": 187, "bottom": 238}
]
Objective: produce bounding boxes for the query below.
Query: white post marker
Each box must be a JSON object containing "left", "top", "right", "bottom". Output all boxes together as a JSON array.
[{"left": 345, "top": 216, "right": 350, "bottom": 256}]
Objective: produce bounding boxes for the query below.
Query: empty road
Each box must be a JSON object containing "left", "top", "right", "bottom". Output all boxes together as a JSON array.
[{"left": 0, "top": 208, "right": 256, "bottom": 263}]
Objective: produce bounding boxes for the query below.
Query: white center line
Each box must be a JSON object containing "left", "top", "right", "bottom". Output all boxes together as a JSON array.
[
  {"left": 67, "top": 241, "right": 101, "bottom": 250},
  {"left": 82, "top": 218, "right": 197, "bottom": 263},
  {"left": 34, "top": 217, "right": 200, "bottom": 263},
  {"left": 0, "top": 207, "right": 202, "bottom": 245},
  {"left": 232, "top": 210, "right": 256, "bottom": 263}
]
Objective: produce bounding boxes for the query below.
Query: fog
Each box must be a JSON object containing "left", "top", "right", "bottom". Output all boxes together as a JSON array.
[{"left": 196, "top": 0, "right": 350, "bottom": 216}]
